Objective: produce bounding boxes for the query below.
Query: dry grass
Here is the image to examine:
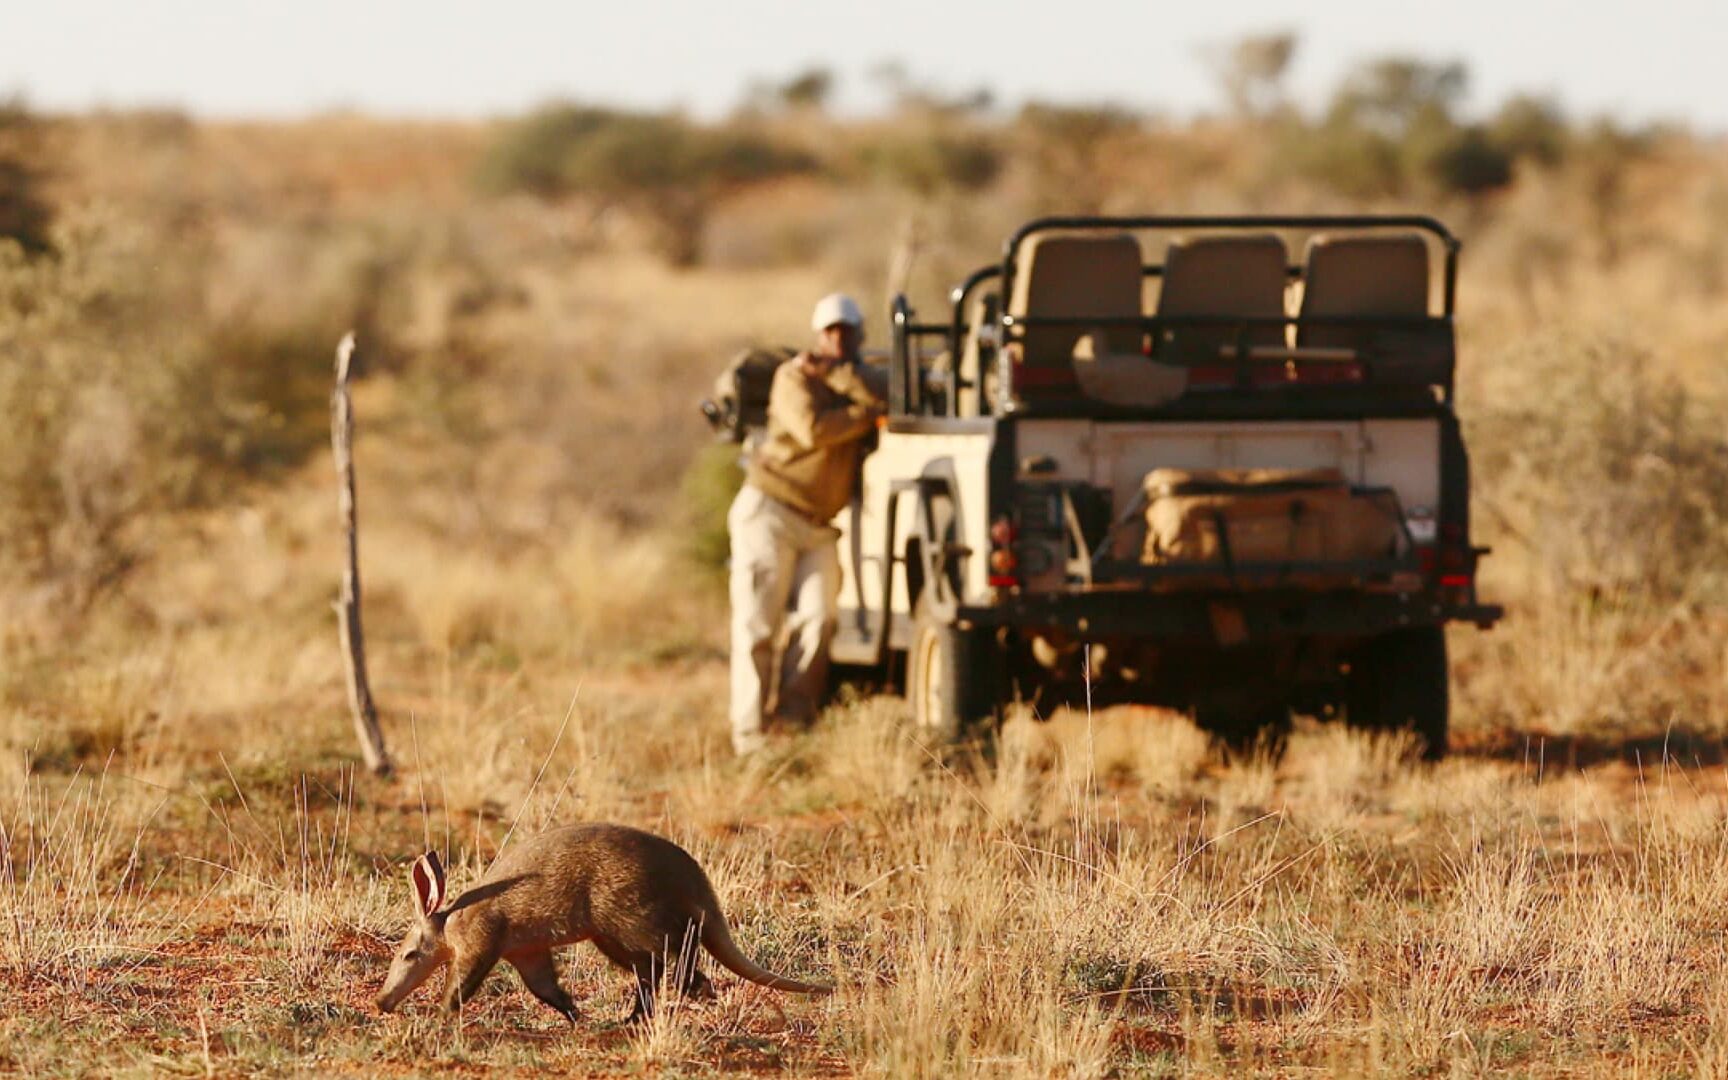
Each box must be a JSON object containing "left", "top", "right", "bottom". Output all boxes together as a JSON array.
[{"left": 2, "top": 110, "right": 1728, "bottom": 1076}]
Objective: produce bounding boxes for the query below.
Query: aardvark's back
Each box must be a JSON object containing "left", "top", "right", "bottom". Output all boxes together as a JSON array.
[{"left": 476, "top": 823, "right": 721, "bottom": 946}]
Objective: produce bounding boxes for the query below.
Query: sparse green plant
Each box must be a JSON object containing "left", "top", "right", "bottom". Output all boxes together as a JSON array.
[{"left": 677, "top": 440, "right": 744, "bottom": 580}]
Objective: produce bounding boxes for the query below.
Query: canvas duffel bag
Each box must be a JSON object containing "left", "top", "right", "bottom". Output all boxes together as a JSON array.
[{"left": 1141, "top": 467, "right": 1402, "bottom": 587}]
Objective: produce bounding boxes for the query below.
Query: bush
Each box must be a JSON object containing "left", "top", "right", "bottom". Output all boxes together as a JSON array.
[
  {"left": 1015, "top": 103, "right": 1141, "bottom": 212},
  {"left": 857, "top": 129, "right": 1003, "bottom": 196},
  {"left": 473, "top": 105, "right": 618, "bottom": 198},
  {"left": 476, "top": 105, "right": 815, "bottom": 265},
  {"left": 1288, "top": 55, "right": 1517, "bottom": 199},
  {"left": 1416, "top": 124, "right": 1514, "bottom": 195},
  {"left": 1283, "top": 117, "right": 1405, "bottom": 199},
  {"left": 0, "top": 212, "right": 332, "bottom": 602},
  {"left": 1468, "top": 336, "right": 1728, "bottom": 601},
  {"left": 1491, "top": 95, "right": 1569, "bottom": 167}
]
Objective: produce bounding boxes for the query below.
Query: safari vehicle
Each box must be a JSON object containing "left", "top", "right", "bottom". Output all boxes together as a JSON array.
[{"left": 825, "top": 214, "right": 1501, "bottom": 758}]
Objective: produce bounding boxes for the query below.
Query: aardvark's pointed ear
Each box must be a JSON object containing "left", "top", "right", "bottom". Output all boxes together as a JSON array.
[{"left": 410, "top": 851, "right": 445, "bottom": 921}]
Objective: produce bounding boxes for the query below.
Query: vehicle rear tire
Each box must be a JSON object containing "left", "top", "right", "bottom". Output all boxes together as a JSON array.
[
  {"left": 1194, "top": 702, "right": 1292, "bottom": 761},
  {"left": 907, "top": 602, "right": 999, "bottom": 742},
  {"left": 1345, "top": 627, "right": 1449, "bottom": 761}
]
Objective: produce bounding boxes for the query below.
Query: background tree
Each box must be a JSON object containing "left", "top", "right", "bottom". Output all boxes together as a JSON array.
[
  {"left": 0, "top": 99, "right": 54, "bottom": 256},
  {"left": 1209, "top": 32, "right": 1298, "bottom": 120},
  {"left": 1491, "top": 94, "right": 1570, "bottom": 168},
  {"left": 775, "top": 67, "right": 833, "bottom": 111},
  {"left": 741, "top": 66, "right": 834, "bottom": 115},
  {"left": 1290, "top": 56, "right": 1515, "bottom": 199}
]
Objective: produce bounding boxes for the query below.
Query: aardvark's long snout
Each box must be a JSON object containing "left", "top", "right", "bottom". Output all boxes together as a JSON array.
[{"left": 375, "top": 981, "right": 412, "bottom": 1014}]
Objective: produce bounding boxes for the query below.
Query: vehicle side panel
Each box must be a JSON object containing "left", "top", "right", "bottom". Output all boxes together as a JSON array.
[{"left": 836, "top": 428, "right": 996, "bottom": 625}]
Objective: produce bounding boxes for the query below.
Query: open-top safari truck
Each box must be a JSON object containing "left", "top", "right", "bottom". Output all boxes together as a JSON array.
[{"left": 822, "top": 214, "right": 1501, "bottom": 757}]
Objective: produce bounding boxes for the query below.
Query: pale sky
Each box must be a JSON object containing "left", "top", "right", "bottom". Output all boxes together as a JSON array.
[{"left": 5, "top": 0, "right": 1724, "bottom": 131}]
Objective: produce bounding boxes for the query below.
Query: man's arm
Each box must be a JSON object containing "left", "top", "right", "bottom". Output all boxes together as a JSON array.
[
  {"left": 771, "top": 361, "right": 878, "bottom": 450},
  {"left": 827, "top": 359, "right": 888, "bottom": 407}
]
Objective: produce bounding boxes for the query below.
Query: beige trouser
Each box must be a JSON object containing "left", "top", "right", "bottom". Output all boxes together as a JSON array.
[{"left": 728, "top": 484, "right": 840, "bottom": 754}]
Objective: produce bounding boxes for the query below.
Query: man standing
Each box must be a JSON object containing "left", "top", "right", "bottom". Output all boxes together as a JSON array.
[{"left": 729, "top": 293, "right": 885, "bottom": 756}]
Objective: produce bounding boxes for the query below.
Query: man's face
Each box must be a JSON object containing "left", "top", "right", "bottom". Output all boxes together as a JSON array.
[{"left": 817, "top": 322, "right": 862, "bottom": 361}]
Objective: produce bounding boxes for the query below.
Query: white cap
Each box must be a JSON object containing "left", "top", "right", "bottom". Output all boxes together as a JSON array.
[{"left": 810, "top": 292, "right": 864, "bottom": 332}]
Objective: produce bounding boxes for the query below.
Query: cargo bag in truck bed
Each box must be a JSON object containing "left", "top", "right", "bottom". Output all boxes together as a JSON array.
[{"left": 1140, "top": 467, "right": 1405, "bottom": 589}]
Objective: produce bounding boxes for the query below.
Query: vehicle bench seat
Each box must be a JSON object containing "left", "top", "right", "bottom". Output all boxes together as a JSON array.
[
  {"left": 1007, "top": 233, "right": 1144, "bottom": 398},
  {"left": 1296, "top": 234, "right": 1432, "bottom": 350}
]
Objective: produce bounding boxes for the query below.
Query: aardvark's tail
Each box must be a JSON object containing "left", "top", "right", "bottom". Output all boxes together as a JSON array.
[{"left": 699, "top": 913, "right": 833, "bottom": 995}]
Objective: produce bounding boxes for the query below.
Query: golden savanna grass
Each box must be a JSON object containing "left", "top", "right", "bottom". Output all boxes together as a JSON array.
[{"left": 3, "top": 108, "right": 1728, "bottom": 1076}]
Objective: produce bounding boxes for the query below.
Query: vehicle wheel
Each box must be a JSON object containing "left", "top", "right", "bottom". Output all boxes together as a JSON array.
[
  {"left": 907, "top": 602, "right": 999, "bottom": 742},
  {"left": 1345, "top": 627, "right": 1448, "bottom": 761},
  {"left": 1194, "top": 703, "right": 1291, "bottom": 761}
]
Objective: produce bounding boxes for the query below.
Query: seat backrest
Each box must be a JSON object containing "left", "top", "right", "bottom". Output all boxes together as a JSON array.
[
  {"left": 1007, "top": 233, "right": 1143, "bottom": 372},
  {"left": 1155, "top": 234, "right": 1289, "bottom": 352},
  {"left": 1297, "top": 235, "right": 1431, "bottom": 349}
]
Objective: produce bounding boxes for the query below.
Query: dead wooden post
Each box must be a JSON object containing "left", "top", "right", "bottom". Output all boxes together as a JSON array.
[
  {"left": 886, "top": 215, "right": 922, "bottom": 300},
  {"left": 332, "top": 332, "right": 392, "bottom": 777}
]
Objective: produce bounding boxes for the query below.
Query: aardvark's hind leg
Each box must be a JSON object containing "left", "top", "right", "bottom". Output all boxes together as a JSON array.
[
  {"left": 592, "top": 935, "right": 660, "bottom": 1022},
  {"left": 509, "top": 949, "right": 579, "bottom": 1023}
]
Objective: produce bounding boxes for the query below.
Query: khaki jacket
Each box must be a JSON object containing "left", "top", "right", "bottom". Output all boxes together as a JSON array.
[{"left": 747, "top": 355, "right": 885, "bottom": 523}]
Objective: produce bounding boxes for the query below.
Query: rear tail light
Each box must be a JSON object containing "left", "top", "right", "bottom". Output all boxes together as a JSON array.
[
  {"left": 988, "top": 514, "right": 1020, "bottom": 589},
  {"left": 1415, "top": 544, "right": 1437, "bottom": 577},
  {"left": 1434, "top": 522, "right": 1474, "bottom": 604}
]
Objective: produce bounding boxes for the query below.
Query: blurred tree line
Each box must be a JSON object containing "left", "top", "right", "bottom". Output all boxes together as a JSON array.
[{"left": 475, "top": 36, "right": 1657, "bottom": 266}]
